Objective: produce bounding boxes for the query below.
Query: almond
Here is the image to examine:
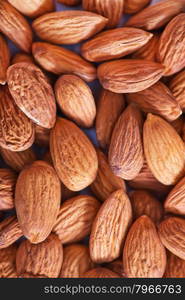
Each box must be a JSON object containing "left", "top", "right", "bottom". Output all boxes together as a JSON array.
[
  {"left": 81, "top": 27, "right": 153, "bottom": 62},
  {"left": 123, "top": 215, "right": 166, "bottom": 278},
  {"left": 0, "top": 216, "right": 22, "bottom": 249},
  {"left": 126, "top": 0, "right": 185, "bottom": 31},
  {"left": 91, "top": 149, "right": 125, "bottom": 202},
  {"left": 53, "top": 195, "right": 100, "bottom": 244},
  {"left": 82, "top": 0, "right": 124, "bottom": 28},
  {"left": 0, "top": 34, "right": 10, "bottom": 85},
  {"left": 83, "top": 267, "right": 118, "bottom": 278},
  {"left": 11, "top": 52, "right": 35, "bottom": 65},
  {"left": 169, "top": 70, "right": 185, "bottom": 111},
  {"left": 157, "top": 14, "right": 185, "bottom": 76},
  {"left": 164, "top": 251, "right": 185, "bottom": 278},
  {"left": 16, "top": 233, "right": 63, "bottom": 278},
  {"left": 143, "top": 114, "right": 185, "bottom": 185},
  {"left": 32, "top": 42, "right": 96, "bottom": 82},
  {"left": 0, "top": 86, "right": 35, "bottom": 152},
  {"left": 15, "top": 160, "right": 61, "bottom": 244},
  {"left": 96, "top": 89, "right": 125, "bottom": 150},
  {"left": 132, "top": 33, "right": 159, "bottom": 61},
  {"left": 164, "top": 176, "right": 185, "bottom": 215},
  {"left": 0, "top": 245, "right": 17, "bottom": 278},
  {"left": 33, "top": 10, "right": 107, "bottom": 44},
  {"left": 127, "top": 81, "right": 182, "bottom": 122},
  {"left": 106, "top": 259, "right": 126, "bottom": 278},
  {"left": 59, "top": 244, "right": 94, "bottom": 278},
  {"left": 0, "top": 168, "right": 17, "bottom": 210},
  {"left": 98, "top": 59, "right": 164, "bottom": 93},
  {"left": 0, "top": 0, "right": 32, "bottom": 52},
  {"left": 171, "top": 115, "right": 185, "bottom": 136},
  {"left": 58, "top": 0, "right": 81, "bottom": 5},
  {"left": 50, "top": 118, "right": 98, "bottom": 191},
  {"left": 7, "top": 62, "right": 56, "bottom": 129},
  {"left": 109, "top": 104, "right": 144, "bottom": 180},
  {"left": 35, "top": 125, "right": 50, "bottom": 147},
  {"left": 159, "top": 216, "right": 185, "bottom": 260},
  {"left": 125, "top": 0, "right": 151, "bottom": 14},
  {"left": 8, "top": 0, "right": 54, "bottom": 18},
  {"left": 55, "top": 75, "right": 96, "bottom": 128},
  {"left": 90, "top": 189, "right": 132, "bottom": 263}
]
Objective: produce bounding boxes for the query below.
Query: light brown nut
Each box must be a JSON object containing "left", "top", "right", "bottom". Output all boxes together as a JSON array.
[
  {"left": 7, "top": 62, "right": 56, "bottom": 129},
  {"left": 106, "top": 259, "right": 126, "bottom": 278},
  {"left": 0, "top": 147, "right": 36, "bottom": 172},
  {"left": 91, "top": 150, "right": 125, "bottom": 202},
  {"left": 82, "top": 0, "right": 124, "bottom": 28},
  {"left": 8, "top": 0, "right": 55, "bottom": 18},
  {"left": 0, "top": 86, "right": 35, "bottom": 152},
  {"left": 159, "top": 216, "right": 185, "bottom": 260},
  {"left": 33, "top": 10, "right": 108, "bottom": 45},
  {"left": 90, "top": 189, "right": 132, "bottom": 263},
  {"left": 53, "top": 195, "right": 100, "bottom": 244},
  {"left": 55, "top": 75, "right": 96, "bottom": 128},
  {"left": 57, "top": 0, "right": 81, "bottom": 5},
  {"left": 15, "top": 161, "right": 61, "bottom": 244},
  {"left": 50, "top": 118, "right": 98, "bottom": 191},
  {"left": 125, "top": 0, "right": 151, "bottom": 14},
  {"left": 16, "top": 233, "right": 63, "bottom": 278},
  {"left": 143, "top": 114, "right": 185, "bottom": 185},
  {"left": 123, "top": 215, "right": 166, "bottom": 278},
  {"left": 126, "top": 0, "right": 185, "bottom": 31},
  {"left": 59, "top": 244, "right": 94, "bottom": 278},
  {"left": 0, "top": 216, "right": 22, "bottom": 249},
  {"left": 11, "top": 52, "right": 35, "bottom": 65},
  {"left": 157, "top": 14, "right": 185, "bottom": 76},
  {"left": 0, "top": 168, "right": 17, "bottom": 210},
  {"left": 81, "top": 27, "right": 153, "bottom": 62},
  {"left": 0, "top": 34, "right": 10, "bottom": 85},
  {"left": 164, "top": 176, "right": 185, "bottom": 215},
  {"left": 109, "top": 104, "right": 144, "bottom": 180},
  {"left": 130, "top": 190, "right": 163, "bottom": 224},
  {"left": 132, "top": 33, "right": 160, "bottom": 61},
  {"left": 0, "top": 245, "right": 17, "bottom": 278},
  {"left": 32, "top": 42, "right": 96, "bottom": 83},
  {"left": 164, "top": 252, "right": 185, "bottom": 278},
  {"left": 35, "top": 125, "right": 50, "bottom": 147},
  {"left": 0, "top": 0, "right": 32, "bottom": 52},
  {"left": 169, "top": 70, "right": 185, "bottom": 111},
  {"left": 98, "top": 59, "right": 164, "bottom": 93},
  {"left": 127, "top": 81, "right": 182, "bottom": 122},
  {"left": 83, "top": 267, "right": 119, "bottom": 278}
]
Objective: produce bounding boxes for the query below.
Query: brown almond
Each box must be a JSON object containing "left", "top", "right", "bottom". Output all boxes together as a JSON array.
[
  {"left": 0, "top": 168, "right": 17, "bottom": 210},
  {"left": 32, "top": 42, "right": 96, "bottom": 82},
  {"left": 11, "top": 52, "right": 35, "bottom": 65},
  {"left": 123, "top": 215, "right": 166, "bottom": 278},
  {"left": 83, "top": 267, "right": 118, "bottom": 278},
  {"left": 8, "top": 0, "right": 54, "bottom": 18},
  {"left": 164, "top": 176, "right": 185, "bottom": 215},
  {"left": 0, "top": 34, "right": 10, "bottom": 85},
  {"left": 55, "top": 75, "right": 96, "bottom": 128},
  {"left": 164, "top": 252, "right": 185, "bottom": 278},
  {"left": 125, "top": 0, "right": 151, "bottom": 14},
  {"left": 143, "top": 114, "right": 185, "bottom": 185},
  {"left": 0, "top": 216, "right": 22, "bottom": 249},
  {"left": 170, "top": 115, "right": 185, "bottom": 136},
  {"left": 106, "top": 259, "right": 126, "bottom": 278},
  {"left": 58, "top": 0, "right": 81, "bottom": 5},
  {"left": 35, "top": 125, "right": 50, "bottom": 147},
  {"left": 0, "top": 245, "right": 17, "bottom": 278},
  {"left": 169, "top": 70, "right": 185, "bottom": 111},
  {"left": 132, "top": 33, "right": 160, "bottom": 61}
]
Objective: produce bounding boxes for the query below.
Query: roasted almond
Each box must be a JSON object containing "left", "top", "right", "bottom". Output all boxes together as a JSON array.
[
  {"left": 0, "top": 34, "right": 10, "bottom": 85},
  {"left": 132, "top": 33, "right": 160, "bottom": 61},
  {"left": 164, "top": 176, "right": 185, "bottom": 215},
  {"left": 0, "top": 168, "right": 17, "bottom": 210},
  {"left": 33, "top": 10, "right": 107, "bottom": 44},
  {"left": 143, "top": 114, "right": 185, "bottom": 185},
  {"left": 50, "top": 118, "right": 98, "bottom": 191},
  {"left": 58, "top": 0, "right": 81, "bottom": 5},
  {"left": 32, "top": 42, "right": 96, "bottom": 82},
  {"left": 55, "top": 75, "right": 96, "bottom": 128},
  {"left": 0, "top": 245, "right": 17, "bottom": 278},
  {"left": 53, "top": 195, "right": 100, "bottom": 244},
  {"left": 90, "top": 189, "right": 132, "bottom": 263},
  {"left": 98, "top": 59, "right": 164, "bottom": 93},
  {"left": 125, "top": 0, "right": 151, "bottom": 14},
  {"left": 169, "top": 70, "right": 185, "bottom": 111},
  {"left": 164, "top": 251, "right": 185, "bottom": 278},
  {"left": 11, "top": 52, "right": 35, "bottom": 65},
  {"left": 109, "top": 104, "right": 144, "bottom": 180},
  {"left": 83, "top": 267, "right": 118, "bottom": 278},
  {"left": 0, "top": 216, "right": 22, "bottom": 249},
  {"left": 8, "top": 0, "right": 54, "bottom": 17},
  {"left": 123, "top": 215, "right": 166, "bottom": 278}
]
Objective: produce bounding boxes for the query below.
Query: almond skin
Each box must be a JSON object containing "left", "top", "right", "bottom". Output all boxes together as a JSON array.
[
  {"left": 106, "top": 259, "right": 126, "bottom": 278},
  {"left": 143, "top": 114, "right": 185, "bottom": 185},
  {"left": 0, "top": 0, "right": 33, "bottom": 52},
  {"left": 0, "top": 34, "right": 10, "bottom": 85},
  {"left": 7, "top": 62, "right": 56, "bottom": 129},
  {"left": 123, "top": 215, "right": 166, "bottom": 278},
  {"left": 82, "top": 0, "right": 124, "bottom": 28},
  {"left": 83, "top": 267, "right": 118, "bottom": 278},
  {"left": 50, "top": 118, "right": 98, "bottom": 191},
  {"left": 81, "top": 27, "right": 153, "bottom": 62},
  {"left": 0, "top": 147, "right": 36, "bottom": 172},
  {"left": 11, "top": 52, "right": 35, "bottom": 65},
  {"left": 164, "top": 252, "right": 185, "bottom": 278},
  {"left": 0, "top": 216, "right": 22, "bottom": 249},
  {"left": 169, "top": 70, "right": 185, "bottom": 111},
  {"left": 171, "top": 115, "right": 185, "bottom": 136},
  {"left": 35, "top": 125, "right": 50, "bottom": 147},
  {"left": 96, "top": 89, "right": 125, "bottom": 150},
  {"left": 159, "top": 217, "right": 185, "bottom": 260},
  {"left": 8, "top": 0, "right": 55, "bottom": 18},
  {"left": 91, "top": 149, "right": 125, "bottom": 202},
  {"left": 125, "top": 0, "right": 151, "bottom": 14},
  {"left": 0, "top": 168, "right": 17, "bottom": 210},
  {"left": 33, "top": 10, "right": 107, "bottom": 45},
  {"left": 15, "top": 161, "right": 61, "bottom": 244},
  {"left": 55, "top": 75, "right": 96, "bottom": 128},
  {"left": 127, "top": 81, "right": 182, "bottom": 122},
  {"left": 59, "top": 244, "right": 94, "bottom": 278},
  {"left": 0, "top": 245, "right": 17, "bottom": 278},
  {"left": 98, "top": 59, "right": 164, "bottom": 93},
  {"left": 16, "top": 234, "right": 63, "bottom": 278},
  {"left": 109, "top": 104, "right": 144, "bottom": 180},
  {"left": 132, "top": 33, "right": 160, "bottom": 61},
  {"left": 90, "top": 189, "right": 132, "bottom": 263},
  {"left": 157, "top": 14, "right": 185, "bottom": 76},
  {"left": 58, "top": 0, "right": 81, "bottom": 5},
  {"left": 53, "top": 195, "right": 100, "bottom": 244},
  {"left": 32, "top": 42, "right": 96, "bottom": 83},
  {"left": 0, "top": 86, "right": 35, "bottom": 152},
  {"left": 126, "top": 0, "right": 185, "bottom": 31},
  {"left": 164, "top": 176, "right": 185, "bottom": 215}
]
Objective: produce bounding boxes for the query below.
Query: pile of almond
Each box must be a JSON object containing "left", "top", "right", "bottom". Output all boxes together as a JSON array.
[{"left": 1, "top": 0, "right": 185, "bottom": 279}]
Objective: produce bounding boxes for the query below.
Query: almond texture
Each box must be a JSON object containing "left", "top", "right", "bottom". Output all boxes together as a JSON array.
[
  {"left": 0, "top": 168, "right": 17, "bottom": 210},
  {"left": 83, "top": 267, "right": 118, "bottom": 278},
  {"left": 164, "top": 252, "right": 185, "bottom": 278},
  {"left": 125, "top": 0, "right": 151, "bottom": 14},
  {"left": 0, "top": 216, "right": 22, "bottom": 249},
  {"left": 164, "top": 176, "right": 185, "bottom": 215},
  {"left": 169, "top": 70, "right": 185, "bottom": 111},
  {"left": 0, "top": 245, "right": 17, "bottom": 278},
  {"left": 0, "top": 34, "right": 10, "bottom": 85},
  {"left": 8, "top": 0, "right": 54, "bottom": 17}
]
